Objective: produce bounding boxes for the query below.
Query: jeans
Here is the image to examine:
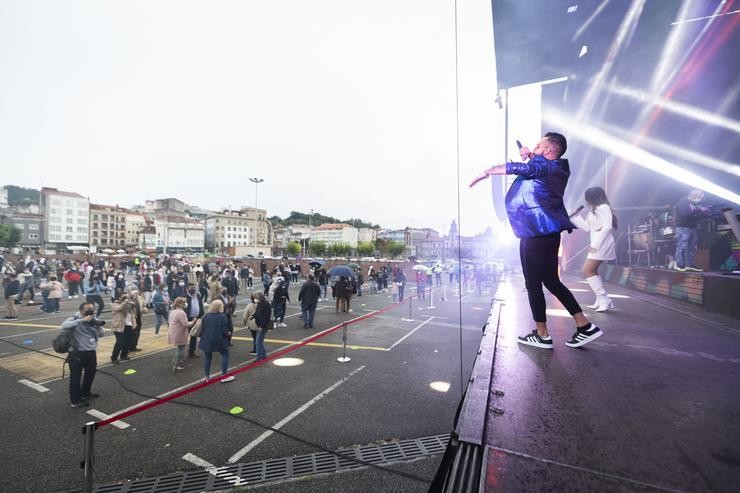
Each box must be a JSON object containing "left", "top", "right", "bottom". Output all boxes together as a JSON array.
[
  {"left": 520, "top": 234, "right": 582, "bottom": 323},
  {"left": 320, "top": 284, "right": 327, "bottom": 300},
  {"left": 674, "top": 226, "right": 698, "bottom": 268},
  {"left": 112, "top": 327, "right": 132, "bottom": 360},
  {"left": 86, "top": 295, "right": 104, "bottom": 316},
  {"left": 273, "top": 301, "right": 286, "bottom": 322},
  {"left": 356, "top": 283, "right": 362, "bottom": 296},
  {"left": 17, "top": 284, "right": 33, "bottom": 303},
  {"left": 45, "top": 297, "right": 60, "bottom": 313},
  {"left": 301, "top": 302, "right": 317, "bottom": 327},
  {"left": 255, "top": 329, "right": 267, "bottom": 360},
  {"left": 398, "top": 284, "right": 405, "bottom": 301},
  {"left": 173, "top": 344, "right": 186, "bottom": 368},
  {"left": 155, "top": 312, "right": 168, "bottom": 334},
  {"left": 68, "top": 350, "right": 97, "bottom": 404},
  {"left": 203, "top": 348, "right": 229, "bottom": 378}
]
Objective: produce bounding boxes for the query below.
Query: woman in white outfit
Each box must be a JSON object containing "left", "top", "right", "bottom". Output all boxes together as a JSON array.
[{"left": 570, "top": 187, "right": 617, "bottom": 312}]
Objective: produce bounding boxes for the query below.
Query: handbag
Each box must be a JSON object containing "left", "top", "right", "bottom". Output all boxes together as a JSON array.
[{"left": 189, "top": 318, "right": 203, "bottom": 337}]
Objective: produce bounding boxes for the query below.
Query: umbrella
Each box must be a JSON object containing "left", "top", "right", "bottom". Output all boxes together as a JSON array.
[
  {"left": 346, "top": 263, "right": 360, "bottom": 270},
  {"left": 412, "top": 264, "right": 429, "bottom": 271},
  {"left": 308, "top": 261, "right": 324, "bottom": 268},
  {"left": 328, "top": 265, "right": 353, "bottom": 278}
]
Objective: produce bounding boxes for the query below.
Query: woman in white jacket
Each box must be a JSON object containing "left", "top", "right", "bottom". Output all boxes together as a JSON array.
[{"left": 570, "top": 187, "right": 617, "bottom": 312}]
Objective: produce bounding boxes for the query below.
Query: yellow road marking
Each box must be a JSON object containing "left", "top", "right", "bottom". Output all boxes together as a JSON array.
[
  {"left": 0, "top": 322, "right": 59, "bottom": 329},
  {"left": 230, "top": 336, "right": 387, "bottom": 351}
]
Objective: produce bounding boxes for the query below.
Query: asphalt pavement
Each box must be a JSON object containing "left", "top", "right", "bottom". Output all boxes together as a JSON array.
[{"left": 0, "top": 278, "right": 493, "bottom": 492}]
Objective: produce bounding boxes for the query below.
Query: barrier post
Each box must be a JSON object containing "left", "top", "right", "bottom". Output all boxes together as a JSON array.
[
  {"left": 441, "top": 285, "right": 447, "bottom": 301},
  {"left": 82, "top": 421, "right": 96, "bottom": 493},
  {"left": 337, "top": 323, "right": 351, "bottom": 363},
  {"left": 402, "top": 297, "right": 415, "bottom": 322},
  {"left": 428, "top": 287, "right": 436, "bottom": 310}
]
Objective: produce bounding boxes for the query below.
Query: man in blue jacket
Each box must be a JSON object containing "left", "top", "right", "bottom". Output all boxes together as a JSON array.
[{"left": 470, "top": 132, "right": 602, "bottom": 349}]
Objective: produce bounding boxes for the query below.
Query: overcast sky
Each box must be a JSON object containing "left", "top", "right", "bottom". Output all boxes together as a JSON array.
[{"left": 0, "top": 0, "right": 499, "bottom": 235}]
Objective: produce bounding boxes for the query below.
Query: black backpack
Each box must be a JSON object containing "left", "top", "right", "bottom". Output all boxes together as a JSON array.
[{"left": 52, "top": 327, "right": 76, "bottom": 353}]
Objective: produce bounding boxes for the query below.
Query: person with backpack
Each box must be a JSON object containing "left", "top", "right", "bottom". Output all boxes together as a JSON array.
[
  {"left": 271, "top": 276, "right": 290, "bottom": 327},
  {"left": 59, "top": 302, "right": 105, "bottom": 408},
  {"left": 252, "top": 292, "right": 272, "bottom": 360},
  {"left": 152, "top": 284, "right": 170, "bottom": 336}
]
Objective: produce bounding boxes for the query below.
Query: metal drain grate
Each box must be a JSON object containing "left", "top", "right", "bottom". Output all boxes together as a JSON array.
[{"left": 63, "top": 434, "right": 449, "bottom": 493}]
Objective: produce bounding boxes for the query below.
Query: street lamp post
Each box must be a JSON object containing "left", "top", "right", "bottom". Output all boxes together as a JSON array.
[
  {"left": 249, "top": 178, "right": 264, "bottom": 247},
  {"left": 308, "top": 208, "right": 313, "bottom": 256}
]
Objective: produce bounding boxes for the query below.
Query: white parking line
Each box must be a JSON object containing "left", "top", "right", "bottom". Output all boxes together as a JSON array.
[
  {"left": 182, "top": 453, "right": 214, "bottom": 468},
  {"left": 183, "top": 453, "right": 248, "bottom": 486},
  {"left": 86, "top": 409, "right": 130, "bottom": 429},
  {"left": 18, "top": 379, "right": 50, "bottom": 392},
  {"left": 386, "top": 317, "right": 437, "bottom": 351},
  {"left": 228, "top": 365, "right": 366, "bottom": 464}
]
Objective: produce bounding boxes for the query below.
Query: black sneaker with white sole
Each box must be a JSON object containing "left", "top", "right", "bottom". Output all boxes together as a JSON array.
[
  {"left": 565, "top": 324, "right": 603, "bottom": 348},
  {"left": 517, "top": 331, "right": 553, "bottom": 349}
]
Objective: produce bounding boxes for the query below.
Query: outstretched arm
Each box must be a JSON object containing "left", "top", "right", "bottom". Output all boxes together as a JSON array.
[{"left": 469, "top": 164, "right": 507, "bottom": 188}]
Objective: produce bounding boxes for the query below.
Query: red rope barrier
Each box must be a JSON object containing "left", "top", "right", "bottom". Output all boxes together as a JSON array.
[{"left": 96, "top": 296, "right": 413, "bottom": 428}]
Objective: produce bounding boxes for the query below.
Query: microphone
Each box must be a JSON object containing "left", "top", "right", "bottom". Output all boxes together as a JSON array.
[
  {"left": 569, "top": 205, "right": 584, "bottom": 218},
  {"left": 516, "top": 140, "right": 523, "bottom": 150}
]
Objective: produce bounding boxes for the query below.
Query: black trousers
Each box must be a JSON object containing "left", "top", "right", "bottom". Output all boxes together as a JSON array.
[
  {"left": 69, "top": 350, "right": 97, "bottom": 404},
  {"left": 129, "top": 323, "right": 142, "bottom": 350},
  {"left": 86, "top": 295, "right": 104, "bottom": 316},
  {"left": 112, "top": 326, "right": 132, "bottom": 360},
  {"left": 520, "top": 234, "right": 581, "bottom": 323}
]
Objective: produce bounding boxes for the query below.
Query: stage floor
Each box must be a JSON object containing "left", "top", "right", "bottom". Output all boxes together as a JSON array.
[{"left": 483, "top": 274, "right": 740, "bottom": 492}]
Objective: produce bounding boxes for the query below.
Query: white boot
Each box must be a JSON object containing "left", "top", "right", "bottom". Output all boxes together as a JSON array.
[{"left": 586, "top": 275, "right": 613, "bottom": 311}]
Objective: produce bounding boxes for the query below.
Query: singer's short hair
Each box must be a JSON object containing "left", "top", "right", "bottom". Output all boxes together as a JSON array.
[{"left": 544, "top": 132, "right": 567, "bottom": 157}]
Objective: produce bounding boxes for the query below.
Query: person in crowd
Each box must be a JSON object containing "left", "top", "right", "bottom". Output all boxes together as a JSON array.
[
  {"left": 40, "top": 275, "right": 63, "bottom": 313},
  {"left": 391, "top": 278, "right": 399, "bottom": 303},
  {"left": 416, "top": 270, "right": 426, "bottom": 299},
  {"left": 152, "top": 284, "right": 170, "bottom": 336},
  {"left": 333, "top": 276, "right": 352, "bottom": 313},
  {"left": 242, "top": 293, "right": 259, "bottom": 355},
  {"left": 3, "top": 273, "right": 20, "bottom": 320},
  {"left": 167, "top": 297, "right": 193, "bottom": 371},
  {"left": 16, "top": 268, "right": 35, "bottom": 305},
  {"left": 470, "top": 132, "right": 602, "bottom": 349},
  {"left": 355, "top": 269, "right": 364, "bottom": 296},
  {"left": 208, "top": 274, "right": 222, "bottom": 303},
  {"left": 674, "top": 189, "right": 706, "bottom": 272},
  {"left": 84, "top": 274, "right": 107, "bottom": 317},
  {"left": 270, "top": 274, "right": 289, "bottom": 327},
  {"left": 252, "top": 291, "right": 272, "bottom": 361},
  {"left": 127, "top": 289, "right": 147, "bottom": 352},
  {"left": 106, "top": 270, "right": 117, "bottom": 303},
  {"left": 318, "top": 268, "right": 328, "bottom": 301},
  {"left": 222, "top": 269, "right": 239, "bottom": 299},
  {"left": 199, "top": 299, "right": 234, "bottom": 382},
  {"left": 570, "top": 186, "right": 618, "bottom": 312},
  {"left": 239, "top": 265, "right": 249, "bottom": 291},
  {"left": 64, "top": 266, "right": 82, "bottom": 299},
  {"left": 110, "top": 292, "right": 135, "bottom": 364},
  {"left": 298, "top": 273, "right": 321, "bottom": 329},
  {"left": 60, "top": 302, "right": 105, "bottom": 407},
  {"left": 261, "top": 270, "right": 272, "bottom": 296},
  {"left": 396, "top": 269, "right": 406, "bottom": 301},
  {"left": 247, "top": 264, "right": 254, "bottom": 288},
  {"left": 185, "top": 282, "right": 204, "bottom": 358}
]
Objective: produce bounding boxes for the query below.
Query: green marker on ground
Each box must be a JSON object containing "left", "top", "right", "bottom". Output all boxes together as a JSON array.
[
  {"left": 124, "top": 369, "right": 136, "bottom": 375},
  {"left": 230, "top": 406, "right": 244, "bottom": 414}
]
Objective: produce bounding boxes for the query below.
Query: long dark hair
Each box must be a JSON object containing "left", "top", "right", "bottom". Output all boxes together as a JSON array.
[{"left": 584, "top": 187, "right": 617, "bottom": 230}]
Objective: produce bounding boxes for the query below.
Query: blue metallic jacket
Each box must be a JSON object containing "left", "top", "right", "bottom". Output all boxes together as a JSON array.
[{"left": 504, "top": 155, "right": 575, "bottom": 238}]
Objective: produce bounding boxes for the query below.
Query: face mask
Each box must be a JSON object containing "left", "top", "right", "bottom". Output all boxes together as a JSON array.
[{"left": 83, "top": 309, "right": 95, "bottom": 316}]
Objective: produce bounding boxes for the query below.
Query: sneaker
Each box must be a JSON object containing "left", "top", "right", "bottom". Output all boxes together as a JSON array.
[
  {"left": 111, "top": 358, "right": 120, "bottom": 364},
  {"left": 517, "top": 331, "right": 554, "bottom": 349},
  {"left": 565, "top": 325, "right": 603, "bottom": 348},
  {"left": 120, "top": 356, "right": 130, "bottom": 361},
  {"left": 70, "top": 401, "right": 90, "bottom": 408},
  {"left": 83, "top": 392, "right": 100, "bottom": 399},
  {"left": 130, "top": 348, "right": 142, "bottom": 352},
  {"left": 279, "top": 323, "right": 287, "bottom": 328},
  {"left": 173, "top": 365, "right": 185, "bottom": 371},
  {"left": 674, "top": 265, "right": 687, "bottom": 272},
  {"left": 249, "top": 350, "right": 257, "bottom": 355},
  {"left": 220, "top": 376, "right": 235, "bottom": 383}
]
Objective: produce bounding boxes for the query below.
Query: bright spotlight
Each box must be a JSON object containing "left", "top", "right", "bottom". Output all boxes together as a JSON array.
[
  {"left": 543, "top": 105, "right": 740, "bottom": 206},
  {"left": 578, "top": 45, "right": 588, "bottom": 58},
  {"left": 272, "top": 358, "right": 304, "bottom": 367},
  {"left": 430, "top": 381, "right": 451, "bottom": 392}
]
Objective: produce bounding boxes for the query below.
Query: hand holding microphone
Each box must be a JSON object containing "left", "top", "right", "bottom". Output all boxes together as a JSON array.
[
  {"left": 517, "top": 140, "right": 533, "bottom": 160},
  {"left": 569, "top": 205, "right": 585, "bottom": 218}
]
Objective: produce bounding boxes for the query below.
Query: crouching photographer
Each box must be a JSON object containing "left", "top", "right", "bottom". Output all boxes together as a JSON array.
[{"left": 60, "top": 302, "right": 106, "bottom": 408}]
